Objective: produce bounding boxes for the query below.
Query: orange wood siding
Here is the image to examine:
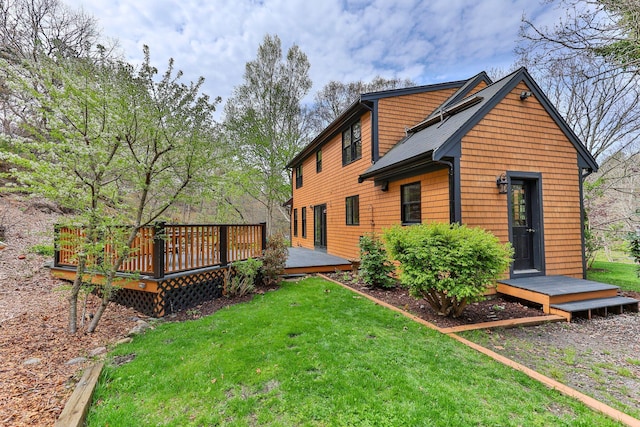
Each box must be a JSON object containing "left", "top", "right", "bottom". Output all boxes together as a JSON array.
[
  {"left": 460, "top": 82, "right": 584, "bottom": 278},
  {"left": 291, "top": 105, "right": 450, "bottom": 260},
  {"left": 377, "top": 89, "right": 458, "bottom": 157}
]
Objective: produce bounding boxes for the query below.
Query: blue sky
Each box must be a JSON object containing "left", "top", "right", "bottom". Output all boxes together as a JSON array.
[{"left": 64, "top": 0, "right": 564, "bottom": 108}]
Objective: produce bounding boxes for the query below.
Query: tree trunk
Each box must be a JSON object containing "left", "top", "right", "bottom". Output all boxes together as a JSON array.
[
  {"left": 87, "top": 289, "right": 110, "bottom": 333},
  {"left": 68, "top": 255, "right": 87, "bottom": 334}
]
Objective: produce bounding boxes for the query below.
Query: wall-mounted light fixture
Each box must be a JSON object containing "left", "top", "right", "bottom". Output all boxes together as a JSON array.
[
  {"left": 381, "top": 181, "right": 389, "bottom": 192},
  {"left": 520, "top": 91, "right": 533, "bottom": 100},
  {"left": 496, "top": 173, "right": 508, "bottom": 194},
  {"left": 138, "top": 282, "right": 146, "bottom": 289}
]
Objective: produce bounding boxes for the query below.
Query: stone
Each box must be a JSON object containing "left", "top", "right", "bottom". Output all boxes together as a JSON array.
[
  {"left": 127, "top": 320, "right": 152, "bottom": 336},
  {"left": 115, "top": 337, "right": 133, "bottom": 345},
  {"left": 88, "top": 346, "right": 107, "bottom": 357},
  {"left": 65, "top": 356, "right": 87, "bottom": 366},
  {"left": 23, "top": 357, "right": 41, "bottom": 366}
]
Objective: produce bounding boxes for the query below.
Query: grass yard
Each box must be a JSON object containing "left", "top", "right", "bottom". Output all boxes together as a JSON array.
[
  {"left": 88, "top": 277, "right": 621, "bottom": 426},
  {"left": 588, "top": 260, "right": 640, "bottom": 291}
]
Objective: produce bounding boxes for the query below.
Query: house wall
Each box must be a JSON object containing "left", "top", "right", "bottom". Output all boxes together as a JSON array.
[
  {"left": 377, "top": 89, "right": 459, "bottom": 156},
  {"left": 459, "top": 82, "right": 584, "bottom": 278},
  {"left": 291, "top": 91, "right": 453, "bottom": 260}
]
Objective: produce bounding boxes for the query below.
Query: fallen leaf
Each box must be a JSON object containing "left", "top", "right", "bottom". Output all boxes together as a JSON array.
[
  {"left": 256, "top": 368, "right": 261, "bottom": 374},
  {"left": 211, "top": 378, "right": 217, "bottom": 384}
]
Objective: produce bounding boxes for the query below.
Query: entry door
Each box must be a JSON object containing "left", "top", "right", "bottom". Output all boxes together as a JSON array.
[
  {"left": 511, "top": 179, "right": 542, "bottom": 273},
  {"left": 314, "top": 204, "right": 327, "bottom": 249}
]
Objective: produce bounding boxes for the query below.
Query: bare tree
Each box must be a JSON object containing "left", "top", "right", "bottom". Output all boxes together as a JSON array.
[
  {"left": 309, "top": 76, "right": 415, "bottom": 134},
  {"left": 518, "top": 0, "right": 640, "bottom": 249},
  {"left": 521, "top": 0, "right": 640, "bottom": 75}
]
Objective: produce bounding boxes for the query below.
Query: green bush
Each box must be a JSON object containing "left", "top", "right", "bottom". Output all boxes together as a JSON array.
[
  {"left": 226, "top": 258, "right": 263, "bottom": 297},
  {"left": 261, "top": 233, "right": 288, "bottom": 286},
  {"left": 384, "top": 223, "right": 513, "bottom": 318},
  {"left": 358, "top": 233, "right": 395, "bottom": 288},
  {"left": 29, "top": 244, "right": 55, "bottom": 256}
]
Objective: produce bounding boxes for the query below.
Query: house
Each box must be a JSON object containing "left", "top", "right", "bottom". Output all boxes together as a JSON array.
[{"left": 286, "top": 67, "right": 599, "bottom": 280}]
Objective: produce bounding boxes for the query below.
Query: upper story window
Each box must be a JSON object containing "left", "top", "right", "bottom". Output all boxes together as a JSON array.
[
  {"left": 401, "top": 182, "right": 421, "bottom": 224},
  {"left": 316, "top": 150, "right": 322, "bottom": 173},
  {"left": 295, "top": 165, "right": 303, "bottom": 188},
  {"left": 345, "top": 195, "right": 359, "bottom": 226},
  {"left": 342, "top": 120, "right": 362, "bottom": 166}
]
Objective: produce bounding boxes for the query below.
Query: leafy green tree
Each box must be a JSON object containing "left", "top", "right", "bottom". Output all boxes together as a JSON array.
[
  {"left": 2, "top": 46, "right": 219, "bottom": 333},
  {"left": 384, "top": 223, "right": 513, "bottom": 318},
  {"left": 223, "top": 34, "right": 311, "bottom": 235}
]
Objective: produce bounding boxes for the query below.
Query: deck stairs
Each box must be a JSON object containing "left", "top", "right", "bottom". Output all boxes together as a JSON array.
[{"left": 497, "top": 275, "right": 639, "bottom": 321}]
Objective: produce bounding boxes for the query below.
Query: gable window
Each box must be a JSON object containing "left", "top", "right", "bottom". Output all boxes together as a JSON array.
[
  {"left": 293, "top": 208, "right": 298, "bottom": 237},
  {"left": 295, "top": 165, "right": 303, "bottom": 188},
  {"left": 401, "top": 182, "right": 421, "bottom": 224},
  {"left": 346, "top": 195, "right": 359, "bottom": 226},
  {"left": 301, "top": 207, "right": 307, "bottom": 238},
  {"left": 316, "top": 150, "right": 322, "bottom": 173},
  {"left": 342, "top": 120, "right": 362, "bottom": 166}
]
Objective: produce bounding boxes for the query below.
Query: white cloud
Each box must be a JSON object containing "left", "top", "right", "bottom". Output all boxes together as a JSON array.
[{"left": 64, "top": 0, "right": 563, "bottom": 110}]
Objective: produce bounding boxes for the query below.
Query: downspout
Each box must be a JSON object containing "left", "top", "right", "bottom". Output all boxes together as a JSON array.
[
  {"left": 580, "top": 168, "right": 594, "bottom": 279},
  {"left": 434, "top": 158, "right": 457, "bottom": 224},
  {"left": 359, "top": 100, "right": 377, "bottom": 163}
]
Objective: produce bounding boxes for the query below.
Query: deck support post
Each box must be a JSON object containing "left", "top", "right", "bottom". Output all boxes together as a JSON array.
[
  {"left": 153, "top": 222, "right": 166, "bottom": 279},
  {"left": 260, "top": 222, "right": 267, "bottom": 253},
  {"left": 220, "top": 225, "right": 228, "bottom": 266}
]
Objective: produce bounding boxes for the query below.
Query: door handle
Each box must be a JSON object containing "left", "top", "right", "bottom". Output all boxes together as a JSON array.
[{"left": 526, "top": 228, "right": 536, "bottom": 233}]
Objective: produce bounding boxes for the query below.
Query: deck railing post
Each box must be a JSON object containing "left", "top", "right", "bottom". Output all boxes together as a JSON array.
[
  {"left": 260, "top": 222, "right": 267, "bottom": 254},
  {"left": 153, "top": 222, "right": 166, "bottom": 279},
  {"left": 53, "top": 224, "right": 61, "bottom": 267},
  {"left": 220, "top": 225, "right": 228, "bottom": 266}
]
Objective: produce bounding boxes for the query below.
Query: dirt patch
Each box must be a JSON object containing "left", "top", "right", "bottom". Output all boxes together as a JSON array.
[
  {"left": 325, "top": 271, "right": 545, "bottom": 329},
  {"left": 0, "top": 195, "right": 142, "bottom": 426}
]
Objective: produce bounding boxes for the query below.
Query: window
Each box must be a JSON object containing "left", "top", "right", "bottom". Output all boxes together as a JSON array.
[
  {"left": 346, "top": 195, "right": 359, "bottom": 225},
  {"left": 342, "top": 120, "right": 362, "bottom": 165},
  {"left": 316, "top": 150, "right": 322, "bottom": 173},
  {"left": 295, "top": 165, "right": 303, "bottom": 188},
  {"left": 301, "top": 207, "right": 307, "bottom": 238},
  {"left": 293, "top": 208, "right": 298, "bottom": 237},
  {"left": 401, "top": 182, "right": 421, "bottom": 224}
]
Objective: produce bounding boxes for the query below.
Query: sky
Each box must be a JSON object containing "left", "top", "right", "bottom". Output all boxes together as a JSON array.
[{"left": 64, "top": 0, "right": 565, "bottom": 110}]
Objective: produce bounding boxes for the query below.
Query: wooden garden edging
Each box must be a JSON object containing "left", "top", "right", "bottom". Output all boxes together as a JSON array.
[
  {"left": 54, "top": 362, "right": 104, "bottom": 427},
  {"left": 319, "top": 274, "right": 640, "bottom": 427}
]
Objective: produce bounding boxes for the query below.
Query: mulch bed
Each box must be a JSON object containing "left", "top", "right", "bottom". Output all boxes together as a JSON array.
[{"left": 323, "top": 271, "right": 546, "bottom": 329}]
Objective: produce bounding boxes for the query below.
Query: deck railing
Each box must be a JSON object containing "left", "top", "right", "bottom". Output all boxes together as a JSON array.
[{"left": 54, "top": 222, "right": 267, "bottom": 279}]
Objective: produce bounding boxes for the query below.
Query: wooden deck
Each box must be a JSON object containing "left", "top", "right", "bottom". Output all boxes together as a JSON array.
[
  {"left": 285, "top": 247, "right": 353, "bottom": 275},
  {"left": 498, "top": 275, "right": 639, "bottom": 321},
  {"left": 50, "top": 222, "right": 266, "bottom": 317}
]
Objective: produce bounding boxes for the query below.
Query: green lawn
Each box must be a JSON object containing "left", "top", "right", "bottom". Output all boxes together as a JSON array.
[
  {"left": 88, "top": 278, "right": 621, "bottom": 426},
  {"left": 588, "top": 260, "right": 640, "bottom": 291}
]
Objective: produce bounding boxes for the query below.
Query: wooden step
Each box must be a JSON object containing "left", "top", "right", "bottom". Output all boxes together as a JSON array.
[{"left": 549, "top": 296, "right": 640, "bottom": 321}]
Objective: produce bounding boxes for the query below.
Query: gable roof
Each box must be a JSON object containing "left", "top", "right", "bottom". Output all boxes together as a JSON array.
[
  {"left": 286, "top": 79, "right": 470, "bottom": 169},
  {"left": 359, "top": 67, "right": 598, "bottom": 182}
]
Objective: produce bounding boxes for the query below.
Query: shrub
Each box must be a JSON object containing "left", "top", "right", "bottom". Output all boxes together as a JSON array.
[
  {"left": 226, "top": 258, "right": 263, "bottom": 297},
  {"left": 384, "top": 222, "right": 513, "bottom": 318},
  {"left": 358, "top": 233, "right": 395, "bottom": 288},
  {"left": 261, "top": 233, "right": 288, "bottom": 286},
  {"left": 29, "top": 244, "right": 55, "bottom": 256}
]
